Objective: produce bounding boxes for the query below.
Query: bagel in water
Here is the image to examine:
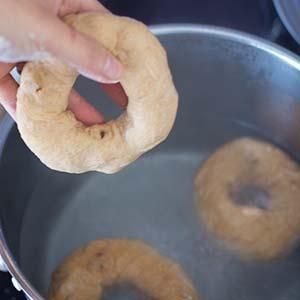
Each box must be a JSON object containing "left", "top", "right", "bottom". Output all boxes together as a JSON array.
[
  {"left": 49, "top": 239, "right": 198, "bottom": 300},
  {"left": 195, "top": 137, "right": 300, "bottom": 260},
  {"left": 16, "top": 13, "right": 178, "bottom": 174}
]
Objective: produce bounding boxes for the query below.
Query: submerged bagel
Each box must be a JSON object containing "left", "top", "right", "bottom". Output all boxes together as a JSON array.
[
  {"left": 49, "top": 239, "right": 198, "bottom": 300},
  {"left": 195, "top": 137, "right": 300, "bottom": 260},
  {"left": 16, "top": 13, "right": 178, "bottom": 174}
]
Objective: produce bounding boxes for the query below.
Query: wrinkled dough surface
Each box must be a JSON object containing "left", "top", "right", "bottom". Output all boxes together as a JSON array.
[
  {"left": 195, "top": 137, "right": 300, "bottom": 260},
  {"left": 49, "top": 239, "right": 198, "bottom": 300},
  {"left": 16, "top": 13, "right": 178, "bottom": 174}
]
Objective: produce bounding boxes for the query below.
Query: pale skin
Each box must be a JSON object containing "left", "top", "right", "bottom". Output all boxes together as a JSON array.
[{"left": 0, "top": 0, "right": 128, "bottom": 125}]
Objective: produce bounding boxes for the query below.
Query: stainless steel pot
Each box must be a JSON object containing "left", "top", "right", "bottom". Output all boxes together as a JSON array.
[{"left": 1, "top": 24, "right": 300, "bottom": 300}]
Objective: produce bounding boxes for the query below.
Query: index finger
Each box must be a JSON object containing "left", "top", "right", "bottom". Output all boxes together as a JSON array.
[
  {"left": 100, "top": 83, "right": 128, "bottom": 108},
  {"left": 58, "top": 0, "right": 109, "bottom": 16}
]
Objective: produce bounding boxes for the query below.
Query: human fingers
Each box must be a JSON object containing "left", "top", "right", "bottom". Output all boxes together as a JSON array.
[
  {"left": 100, "top": 83, "right": 128, "bottom": 108},
  {"left": 68, "top": 89, "right": 105, "bottom": 125},
  {"left": 43, "top": 16, "right": 122, "bottom": 83},
  {"left": 0, "top": 73, "right": 18, "bottom": 120}
]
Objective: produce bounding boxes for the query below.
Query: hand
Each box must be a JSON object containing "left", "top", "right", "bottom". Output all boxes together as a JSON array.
[{"left": 0, "top": 0, "right": 127, "bottom": 125}]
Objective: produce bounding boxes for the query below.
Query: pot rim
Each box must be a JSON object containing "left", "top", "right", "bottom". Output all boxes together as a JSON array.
[{"left": 0, "top": 23, "right": 300, "bottom": 300}]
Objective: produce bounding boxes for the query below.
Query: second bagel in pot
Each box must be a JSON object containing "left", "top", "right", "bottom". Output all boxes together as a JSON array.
[{"left": 195, "top": 137, "right": 300, "bottom": 260}]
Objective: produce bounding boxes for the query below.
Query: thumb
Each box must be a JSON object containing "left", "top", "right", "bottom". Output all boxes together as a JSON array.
[{"left": 44, "top": 16, "right": 123, "bottom": 83}]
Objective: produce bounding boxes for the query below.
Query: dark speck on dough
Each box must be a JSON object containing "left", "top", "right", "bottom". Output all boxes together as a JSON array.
[{"left": 100, "top": 131, "right": 106, "bottom": 139}]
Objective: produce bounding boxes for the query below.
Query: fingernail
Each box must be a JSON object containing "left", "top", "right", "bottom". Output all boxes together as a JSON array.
[{"left": 102, "top": 56, "right": 123, "bottom": 81}]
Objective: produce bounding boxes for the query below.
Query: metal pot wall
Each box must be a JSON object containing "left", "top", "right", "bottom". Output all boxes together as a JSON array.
[{"left": 1, "top": 25, "right": 300, "bottom": 300}]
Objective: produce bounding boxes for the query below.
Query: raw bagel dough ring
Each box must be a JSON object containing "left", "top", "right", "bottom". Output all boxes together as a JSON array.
[
  {"left": 49, "top": 239, "right": 198, "bottom": 300},
  {"left": 195, "top": 137, "right": 300, "bottom": 260},
  {"left": 16, "top": 13, "right": 178, "bottom": 174}
]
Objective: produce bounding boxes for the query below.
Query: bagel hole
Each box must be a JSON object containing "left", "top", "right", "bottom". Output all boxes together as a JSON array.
[
  {"left": 74, "top": 76, "right": 127, "bottom": 122},
  {"left": 230, "top": 184, "right": 271, "bottom": 210},
  {"left": 102, "top": 282, "right": 156, "bottom": 300}
]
